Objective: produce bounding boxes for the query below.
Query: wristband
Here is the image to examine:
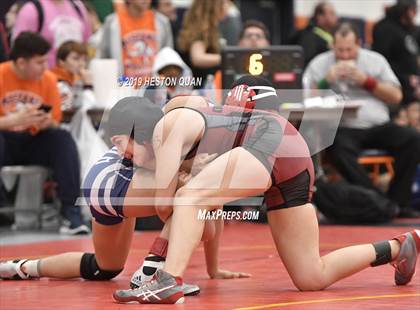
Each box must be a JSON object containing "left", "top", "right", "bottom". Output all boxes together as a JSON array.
[
  {"left": 363, "top": 76, "right": 378, "bottom": 92},
  {"left": 317, "top": 78, "right": 330, "bottom": 89}
]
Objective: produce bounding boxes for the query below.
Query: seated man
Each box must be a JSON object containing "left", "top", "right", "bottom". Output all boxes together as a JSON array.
[
  {"left": 304, "top": 22, "right": 420, "bottom": 218},
  {"left": 0, "top": 31, "right": 88, "bottom": 234}
]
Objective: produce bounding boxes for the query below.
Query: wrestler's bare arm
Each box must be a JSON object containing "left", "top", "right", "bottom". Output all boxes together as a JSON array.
[{"left": 153, "top": 108, "right": 205, "bottom": 220}]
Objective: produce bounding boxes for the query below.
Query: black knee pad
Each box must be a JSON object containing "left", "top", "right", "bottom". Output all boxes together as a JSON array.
[{"left": 80, "top": 253, "right": 123, "bottom": 280}]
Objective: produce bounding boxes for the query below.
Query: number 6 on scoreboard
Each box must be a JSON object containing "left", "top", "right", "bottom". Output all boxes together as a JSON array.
[{"left": 248, "top": 53, "right": 263, "bottom": 75}]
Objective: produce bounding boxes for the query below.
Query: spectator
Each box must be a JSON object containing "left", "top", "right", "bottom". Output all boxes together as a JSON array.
[
  {"left": 83, "top": 1, "right": 103, "bottom": 58},
  {"left": 51, "top": 41, "right": 95, "bottom": 110},
  {"left": 374, "top": 0, "right": 420, "bottom": 118},
  {"left": 177, "top": 0, "right": 227, "bottom": 89},
  {"left": 12, "top": 0, "right": 91, "bottom": 68},
  {"left": 100, "top": 0, "right": 173, "bottom": 80},
  {"left": 151, "top": 0, "right": 177, "bottom": 22},
  {"left": 390, "top": 101, "right": 420, "bottom": 131},
  {"left": 3, "top": 1, "right": 26, "bottom": 61},
  {"left": 85, "top": 0, "right": 114, "bottom": 23},
  {"left": 406, "top": 100, "right": 420, "bottom": 131},
  {"left": 373, "top": 0, "right": 419, "bottom": 103},
  {"left": 389, "top": 104, "right": 409, "bottom": 127},
  {"left": 219, "top": 0, "right": 242, "bottom": 46},
  {"left": 5, "top": 1, "right": 25, "bottom": 42},
  {"left": 151, "top": 0, "right": 180, "bottom": 48},
  {"left": 304, "top": 23, "right": 420, "bottom": 218},
  {"left": 290, "top": 2, "right": 338, "bottom": 67},
  {"left": 239, "top": 20, "right": 270, "bottom": 48},
  {"left": 0, "top": 23, "right": 8, "bottom": 62},
  {"left": 0, "top": 32, "right": 88, "bottom": 234},
  {"left": 144, "top": 47, "right": 192, "bottom": 107}
]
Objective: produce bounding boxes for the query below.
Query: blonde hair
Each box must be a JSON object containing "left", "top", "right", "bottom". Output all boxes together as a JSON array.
[{"left": 177, "top": 0, "right": 223, "bottom": 54}]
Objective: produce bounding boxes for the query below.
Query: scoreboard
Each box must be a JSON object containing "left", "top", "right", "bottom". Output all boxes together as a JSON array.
[{"left": 221, "top": 46, "right": 304, "bottom": 89}]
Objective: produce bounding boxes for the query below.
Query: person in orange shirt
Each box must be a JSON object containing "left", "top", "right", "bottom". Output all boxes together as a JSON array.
[
  {"left": 0, "top": 32, "right": 88, "bottom": 235},
  {"left": 100, "top": 0, "right": 173, "bottom": 81}
]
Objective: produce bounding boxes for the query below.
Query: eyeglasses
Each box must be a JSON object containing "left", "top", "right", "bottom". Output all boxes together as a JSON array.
[{"left": 243, "top": 33, "right": 265, "bottom": 40}]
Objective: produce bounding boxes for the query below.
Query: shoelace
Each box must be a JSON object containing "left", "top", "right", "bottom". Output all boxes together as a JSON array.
[
  {"left": 132, "top": 275, "right": 141, "bottom": 285},
  {"left": 131, "top": 264, "right": 161, "bottom": 287},
  {"left": 129, "top": 276, "right": 158, "bottom": 293},
  {"left": 14, "top": 260, "right": 30, "bottom": 279},
  {"left": 391, "top": 257, "right": 407, "bottom": 271}
]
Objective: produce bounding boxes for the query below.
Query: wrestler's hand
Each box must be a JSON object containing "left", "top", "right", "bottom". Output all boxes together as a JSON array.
[
  {"left": 191, "top": 153, "right": 218, "bottom": 176},
  {"left": 209, "top": 269, "right": 251, "bottom": 279},
  {"left": 177, "top": 171, "right": 192, "bottom": 188}
]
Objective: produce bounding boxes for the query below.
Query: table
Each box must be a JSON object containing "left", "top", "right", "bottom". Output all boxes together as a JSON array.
[
  {"left": 279, "top": 102, "right": 362, "bottom": 178},
  {"left": 279, "top": 102, "right": 360, "bottom": 122},
  {"left": 62, "top": 102, "right": 361, "bottom": 126},
  {"left": 62, "top": 108, "right": 106, "bottom": 127}
]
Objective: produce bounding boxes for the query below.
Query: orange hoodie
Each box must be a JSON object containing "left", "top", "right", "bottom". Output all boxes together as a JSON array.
[{"left": 51, "top": 66, "right": 78, "bottom": 86}]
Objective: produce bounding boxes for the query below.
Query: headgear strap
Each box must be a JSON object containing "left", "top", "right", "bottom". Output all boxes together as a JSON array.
[{"left": 225, "top": 84, "right": 277, "bottom": 109}]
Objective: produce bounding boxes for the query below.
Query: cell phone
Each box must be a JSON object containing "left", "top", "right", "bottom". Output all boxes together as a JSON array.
[{"left": 38, "top": 104, "right": 52, "bottom": 113}]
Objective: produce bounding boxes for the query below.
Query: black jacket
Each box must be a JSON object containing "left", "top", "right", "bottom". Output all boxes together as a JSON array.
[
  {"left": 290, "top": 25, "right": 330, "bottom": 67},
  {"left": 373, "top": 16, "right": 419, "bottom": 102}
]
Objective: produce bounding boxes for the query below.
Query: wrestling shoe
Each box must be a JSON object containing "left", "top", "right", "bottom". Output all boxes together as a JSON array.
[
  {"left": 0, "top": 260, "right": 30, "bottom": 280},
  {"left": 130, "top": 257, "right": 200, "bottom": 296},
  {"left": 114, "top": 269, "right": 184, "bottom": 304},
  {"left": 392, "top": 229, "right": 420, "bottom": 285},
  {"left": 130, "top": 256, "right": 165, "bottom": 287}
]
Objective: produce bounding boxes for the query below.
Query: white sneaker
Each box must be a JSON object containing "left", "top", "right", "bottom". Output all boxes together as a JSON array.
[{"left": 59, "top": 223, "right": 90, "bottom": 235}]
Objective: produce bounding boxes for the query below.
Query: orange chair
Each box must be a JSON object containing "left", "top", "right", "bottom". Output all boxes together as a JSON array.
[{"left": 358, "top": 150, "right": 394, "bottom": 185}]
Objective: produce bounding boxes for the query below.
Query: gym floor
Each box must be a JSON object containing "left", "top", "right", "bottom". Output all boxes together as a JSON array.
[{"left": 1, "top": 220, "right": 419, "bottom": 310}]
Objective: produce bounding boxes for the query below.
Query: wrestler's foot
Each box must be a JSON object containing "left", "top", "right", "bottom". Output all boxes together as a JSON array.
[
  {"left": 130, "top": 256, "right": 200, "bottom": 296},
  {"left": 0, "top": 260, "right": 30, "bottom": 280},
  {"left": 391, "top": 229, "right": 420, "bottom": 285},
  {"left": 114, "top": 269, "right": 184, "bottom": 304}
]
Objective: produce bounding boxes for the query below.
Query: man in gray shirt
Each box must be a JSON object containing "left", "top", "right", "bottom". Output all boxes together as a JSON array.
[{"left": 304, "top": 23, "right": 420, "bottom": 217}]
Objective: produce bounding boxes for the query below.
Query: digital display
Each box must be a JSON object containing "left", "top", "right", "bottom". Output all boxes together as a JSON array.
[
  {"left": 248, "top": 53, "right": 264, "bottom": 75},
  {"left": 222, "top": 46, "right": 304, "bottom": 89}
]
